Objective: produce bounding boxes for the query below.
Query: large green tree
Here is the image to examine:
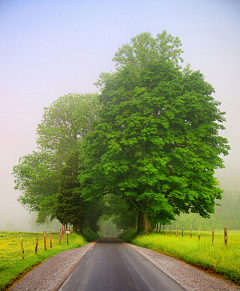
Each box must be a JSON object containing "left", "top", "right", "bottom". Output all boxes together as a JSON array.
[
  {"left": 13, "top": 93, "right": 99, "bottom": 223},
  {"left": 81, "top": 31, "right": 230, "bottom": 232}
]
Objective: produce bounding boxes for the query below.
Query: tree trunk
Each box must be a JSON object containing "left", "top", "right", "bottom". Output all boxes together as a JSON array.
[
  {"left": 137, "top": 211, "right": 153, "bottom": 233},
  {"left": 137, "top": 211, "right": 145, "bottom": 232},
  {"left": 144, "top": 215, "right": 153, "bottom": 234}
]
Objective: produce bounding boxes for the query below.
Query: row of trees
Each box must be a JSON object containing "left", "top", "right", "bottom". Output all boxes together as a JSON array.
[
  {"left": 12, "top": 93, "right": 102, "bottom": 231},
  {"left": 12, "top": 31, "right": 229, "bottom": 233}
]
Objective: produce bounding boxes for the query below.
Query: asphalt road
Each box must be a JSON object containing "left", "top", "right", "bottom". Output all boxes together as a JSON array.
[{"left": 58, "top": 237, "right": 185, "bottom": 291}]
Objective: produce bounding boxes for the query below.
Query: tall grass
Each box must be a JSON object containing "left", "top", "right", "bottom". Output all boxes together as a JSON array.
[
  {"left": 0, "top": 231, "right": 87, "bottom": 290},
  {"left": 130, "top": 230, "right": 240, "bottom": 285}
]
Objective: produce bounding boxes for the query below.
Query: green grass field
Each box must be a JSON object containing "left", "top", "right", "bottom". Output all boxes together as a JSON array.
[
  {"left": 119, "top": 229, "right": 240, "bottom": 285},
  {"left": 0, "top": 231, "right": 88, "bottom": 290}
]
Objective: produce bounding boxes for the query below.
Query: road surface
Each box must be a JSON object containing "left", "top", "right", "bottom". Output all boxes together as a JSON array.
[{"left": 58, "top": 237, "right": 185, "bottom": 291}]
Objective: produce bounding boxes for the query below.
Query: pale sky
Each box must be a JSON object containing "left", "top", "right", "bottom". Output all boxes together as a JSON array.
[{"left": 0, "top": 0, "right": 239, "bottom": 231}]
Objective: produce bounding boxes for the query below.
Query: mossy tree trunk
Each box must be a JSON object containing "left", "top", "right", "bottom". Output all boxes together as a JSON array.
[{"left": 137, "top": 211, "right": 154, "bottom": 233}]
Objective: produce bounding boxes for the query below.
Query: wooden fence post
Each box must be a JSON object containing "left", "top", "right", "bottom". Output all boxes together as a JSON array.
[
  {"left": 170, "top": 226, "right": 172, "bottom": 236},
  {"left": 212, "top": 227, "right": 214, "bottom": 245},
  {"left": 62, "top": 225, "right": 64, "bottom": 237},
  {"left": 43, "top": 231, "right": 46, "bottom": 251},
  {"left": 59, "top": 229, "right": 62, "bottom": 244},
  {"left": 35, "top": 233, "right": 39, "bottom": 253},
  {"left": 19, "top": 232, "right": 24, "bottom": 260},
  {"left": 176, "top": 227, "right": 178, "bottom": 237},
  {"left": 198, "top": 227, "right": 201, "bottom": 240},
  {"left": 182, "top": 227, "right": 184, "bottom": 237},
  {"left": 190, "top": 227, "right": 192, "bottom": 238},
  {"left": 166, "top": 225, "right": 168, "bottom": 235},
  {"left": 49, "top": 231, "right": 52, "bottom": 249},
  {"left": 224, "top": 228, "right": 228, "bottom": 247}
]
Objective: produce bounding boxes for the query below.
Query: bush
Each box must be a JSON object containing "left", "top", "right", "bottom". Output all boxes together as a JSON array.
[
  {"left": 118, "top": 229, "right": 138, "bottom": 243},
  {"left": 81, "top": 229, "right": 99, "bottom": 242}
]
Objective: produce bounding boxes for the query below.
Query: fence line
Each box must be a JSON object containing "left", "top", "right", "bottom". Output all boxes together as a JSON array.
[{"left": 155, "top": 224, "right": 228, "bottom": 246}]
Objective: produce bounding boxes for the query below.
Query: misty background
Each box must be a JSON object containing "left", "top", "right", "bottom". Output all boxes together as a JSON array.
[{"left": 0, "top": 0, "right": 239, "bottom": 232}]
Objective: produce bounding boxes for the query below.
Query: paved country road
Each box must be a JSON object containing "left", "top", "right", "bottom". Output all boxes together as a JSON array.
[
  {"left": 10, "top": 238, "right": 240, "bottom": 291},
  {"left": 58, "top": 237, "right": 185, "bottom": 291}
]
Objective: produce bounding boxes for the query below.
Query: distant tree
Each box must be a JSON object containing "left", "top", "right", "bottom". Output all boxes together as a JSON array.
[
  {"left": 37, "top": 93, "right": 99, "bottom": 161},
  {"left": 101, "top": 194, "right": 138, "bottom": 230},
  {"left": 12, "top": 150, "right": 58, "bottom": 223},
  {"left": 171, "top": 190, "right": 240, "bottom": 231},
  {"left": 81, "top": 31, "right": 230, "bottom": 233},
  {"left": 214, "top": 190, "right": 240, "bottom": 230},
  {"left": 13, "top": 93, "right": 99, "bottom": 223},
  {"left": 84, "top": 200, "right": 103, "bottom": 232}
]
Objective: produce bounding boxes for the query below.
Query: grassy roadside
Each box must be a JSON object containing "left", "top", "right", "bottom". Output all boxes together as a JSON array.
[
  {"left": 0, "top": 231, "right": 95, "bottom": 290},
  {"left": 119, "top": 229, "right": 240, "bottom": 285}
]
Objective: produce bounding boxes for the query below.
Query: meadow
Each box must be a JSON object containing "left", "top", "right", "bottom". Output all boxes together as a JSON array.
[
  {"left": 0, "top": 231, "right": 88, "bottom": 290},
  {"left": 119, "top": 229, "right": 240, "bottom": 285}
]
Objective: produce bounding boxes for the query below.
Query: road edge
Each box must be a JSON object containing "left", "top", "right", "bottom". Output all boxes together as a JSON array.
[{"left": 10, "top": 242, "right": 95, "bottom": 291}]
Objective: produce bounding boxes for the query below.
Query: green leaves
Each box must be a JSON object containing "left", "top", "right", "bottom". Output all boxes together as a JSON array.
[
  {"left": 13, "top": 93, "right": 99, "bottom": 224},
  {"left": 37, "top": 93, "right": 99, "bottom": 160},
  {"left": 82, "top": 31, "right": 229, "bottom": 229},
  {"left": 13, "top": 31, "right": 230, "bottom": 232},
  {"left": 113, "top": 31, "right": 184, "bottom": 71},
  {"left": 55, "top": 151, "right": 85, "bottom": 230}
]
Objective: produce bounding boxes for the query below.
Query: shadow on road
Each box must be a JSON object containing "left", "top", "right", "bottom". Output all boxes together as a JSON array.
[{"left": 96, "top": 237, "right": 124, "bottom": 243}]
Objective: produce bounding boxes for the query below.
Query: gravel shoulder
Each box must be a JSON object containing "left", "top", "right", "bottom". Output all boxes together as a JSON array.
[
  {"left": 9, "top": 243, "right": 95, "bottom": 291},
  {"left": 130, "top": 244, "right": 240, "bottom": 291}
]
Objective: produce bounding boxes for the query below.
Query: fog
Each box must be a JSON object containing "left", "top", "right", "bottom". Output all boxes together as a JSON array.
[{"left": 0, "top": 0, "right": 239, "bottom": 231}]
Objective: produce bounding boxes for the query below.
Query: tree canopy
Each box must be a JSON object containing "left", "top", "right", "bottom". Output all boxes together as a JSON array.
[
  {"left": 12, "top": 150, "right": 59, "bottom": 223},
  {"left": 13, "top": 31, "right": 230, "bottom": 233},
  {"left": 81, "top": 31, "right": 229, "bottom": 232},
  {"left": 13, "top": 93, "right": 99, "bottom": 224}
]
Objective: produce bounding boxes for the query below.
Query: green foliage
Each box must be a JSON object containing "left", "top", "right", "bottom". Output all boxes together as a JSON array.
[
  {"left": 84, "top": 200, "right": 103, "bottom": 233},
  {"left": 132, "top": 231, "right": 240, "bottom": 285},
  {"left": 81, "top": 31, "right": 230, "bottom": 231},
  {"left": 118, "top": 229, "right": 138, "bottom": 243},
  {"left": 12, "top": 31, "right": 230, "bottom": 235},
  {"left": 0, "top": 231, "right": 87, "bottom": 290},
  {"left": 97, "top": 216, "right": 118, "bottom": 237},
  {"left": 113, "top": 30, "right": 184, "bottom": 70},
  {"left": 12, "top": 93, "right": 99, "bottom": 223},
  {"left": 81, "top": 229, "right": 99, "bottom": 242},
  {"left": 100, "top": 194, "right": 138, "bottom": 230},
  {"left": 55, "top": 151, "right": 85, "bottom": 231},
  {"left": 12, "top": 151, "right": 59, "bottom": 222},
  {"left": 37, "top": 92, "right": 99, "bottom": 159}
]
